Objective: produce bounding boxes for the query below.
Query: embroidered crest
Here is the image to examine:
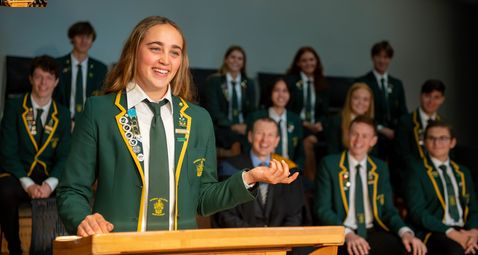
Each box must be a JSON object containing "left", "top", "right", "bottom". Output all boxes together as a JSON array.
[
  {"left": 240, "top": 80, "right": 247, "bottom": 89},
  {"left": 296, "top": 80, "right": 303, "bottom": 89},
  {"left": 178, "top": 115, "right": 187, "bottom": 128},
  {"left": 287, "top": 123, "right": 295, "bottom": 133},
  {"left": 377, "top": 194, "right": 385, "bottom": 205},
  {"left": 88, "top": 72, "right": 93, "bottom": 78},
  {"left": 150, "top": 197, "right": 168, "bottom": 217},
  {"left": 50, "top": 137, "right": 59, "bottom": 149},
  {"left": 194, "top": 158, "right": 206, "bottom": 177}
]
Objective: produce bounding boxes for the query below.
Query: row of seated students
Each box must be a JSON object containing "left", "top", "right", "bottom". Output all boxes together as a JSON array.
[{"left": 0, "top": 20, "right": 475, "bottom": 255}]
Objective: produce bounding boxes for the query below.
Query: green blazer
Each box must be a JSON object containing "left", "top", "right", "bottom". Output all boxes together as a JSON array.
[
  {"left": 395, "top": 108, "right": 441, "bottom": 162},
  {"left": 356, "top": 71, "right": 407, "bottom": 129},
  {"left": 0, "top": 94, "right": 71, "bottom": 180},
  {"left": 405, "top": 156, "right": 478, "bottom": 237},
  {"left": 54, "top": 54, "right": 108, "bottom": 108},
  {"left": 286, "top": 74, "right": 329, "bottom": 125},
  {"left": 204, "top": 73, "right": 256, "bottom": 127},
  {"left": 325, "top": 114, "right": 344, "bottom": 155},
  {"left": 245, "top": 109, "right": 305, "bottom": 169},
  {"left": 56, "top": 90, "right": 255, "bottom": 234},
  {"left": 315, "top": 151, "right": 406, "bottom": 234}
]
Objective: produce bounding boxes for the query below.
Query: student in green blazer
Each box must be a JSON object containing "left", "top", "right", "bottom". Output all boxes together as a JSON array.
[
  {"left": 54, "top": 21, "right": 107, "bottom": 119},
  {"left": 285, "top": 46, "right": 329, "bottom": 183},
  {"left": 0, "top": 55, "right": 71, "bottom": 255},
  {"left": 204, "top": 46, "right": 256, "bottom": 157},
  {"left": 56, "top": 16, "right": 298, "bottom": 237},
  {"left": 326, "top": 83, "right": 374, "bottom": 156},
  {"left": 315, "top": 116, "right": 426, "bottom": 255},
  {"left": 246, "top": 77, "right": 305, "bottom": 169},
  {"left": 356, "top": 41, "right": 407, "bottom": 162},
  {"left": 394, "top": 80, "right": 445, "bottom": 195},
  {"left": 405, "top": 121, "right": 478, "bottom": 255}
]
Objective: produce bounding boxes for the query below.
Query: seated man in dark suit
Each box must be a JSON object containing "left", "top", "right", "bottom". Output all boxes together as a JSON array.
[
  {"left": 405, "top": 121, "right": 478, "bottom": 255},
  {"left": 315, "top": 115, "right": 426, "bottom": 255},
  {"left": 356, "top": 41, "right": 408, "bottom": 162},
  {"left": 394, "top": 79, "right": 445, "bottom": 194},
  {"left": 0, "top": 55, "right": 71, "bottom": 255},
  {"left": 215, "top": 117, "right": 305, "bottom": 228}
]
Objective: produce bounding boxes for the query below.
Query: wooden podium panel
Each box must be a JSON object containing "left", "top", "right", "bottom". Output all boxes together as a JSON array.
[{"left": 53, "top": 226, "right": 344, "bottom": 255}]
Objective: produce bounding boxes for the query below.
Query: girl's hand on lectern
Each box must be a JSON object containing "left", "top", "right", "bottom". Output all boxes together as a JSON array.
[{"left": 77, "top": 213, "right": 114, "bottom": 237}]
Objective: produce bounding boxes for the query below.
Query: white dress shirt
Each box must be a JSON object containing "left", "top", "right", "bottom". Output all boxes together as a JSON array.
[
  {"left": 268, "top": 107, "right": 288, "bottom": 158},
  {"left": 126, "top": 82, "right": 175, "bottom": 231},
  {"left": 69, "top": 54, "right": 88, "bottom": 118},
  {"left": 430, "top": 157, "right": 464, "bottom": 228},
  {"left": 419, "top": 107, "right": 437, "bottom": 130},
  {"left": 373, "top": 70, "right": 389, "bottom": 93},
  {"left": 226, "top": 72, "right": 243, "bottom": 123},
  {"left": 300, "top": 72, "right": 316, "bottom": 123}
]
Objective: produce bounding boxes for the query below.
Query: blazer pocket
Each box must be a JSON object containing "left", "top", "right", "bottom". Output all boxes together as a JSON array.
[{"left": 187, "top": 147, "right": 206, "bottom": 185}]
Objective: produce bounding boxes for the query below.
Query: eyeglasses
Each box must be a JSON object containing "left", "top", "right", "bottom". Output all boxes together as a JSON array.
[{"left": 425, "top": 136, "right": 452, "bottom": 143}]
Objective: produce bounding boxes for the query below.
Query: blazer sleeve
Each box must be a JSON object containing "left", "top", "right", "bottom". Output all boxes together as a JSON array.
[
  {"left": 0, "top": 100, "right": 26, "bottom": 178},
  {"left": 314, "top": 159, "right": 343, "bottom": 225},
  {"left": 464, "top": 167, "right": 478, "bottom": 229},
  {"left": 49, "top": 109, "right": 71, "bottom": 179},
  {"left": 405, "top": 162, "right": 449, "bottom": 233},
  {"left": 57, "top": 99, "right": 98, "bottom": 234}
]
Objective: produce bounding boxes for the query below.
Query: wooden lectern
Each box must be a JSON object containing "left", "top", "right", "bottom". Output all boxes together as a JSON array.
[{"left": 54, "top": 226, "right": 344, "bottom": 255}]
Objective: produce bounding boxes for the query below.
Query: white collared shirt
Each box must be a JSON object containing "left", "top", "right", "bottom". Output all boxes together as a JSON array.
[
  {"left": 69, "top": 54, "right": 89, "bottom": 118},
  {"left": 373, "top": 70, "right": 389, "bottom": 92},
  {"left": 418, "top": 107, "right": 437, "bottom": 130},
  {"left": 226, "top": 72, "right": 243, "bottom": 123},
  {"left": 126, "top": 82, "right": 175, "bottom": 231},
  {"left": 430, "top": 157, "right": 464, "bottom": 227},
  {"left": 300, "top": 72, "right": 316, "bottom": 123},
  {"left": 19, "top": 95, "right": 58, "bottom": 193},
  {"left": 268, "top": 107, "right": 288, "bottom": 158}
]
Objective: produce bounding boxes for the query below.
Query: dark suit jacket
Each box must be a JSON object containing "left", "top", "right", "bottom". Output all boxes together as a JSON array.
[
  {"left": 315, "top": 151, "right": 407, "bottom": 234},
  {"left": 216, "top": 153, "right": 305, "bottom": 227},
  {"left": 356, "top": 71, "right": 407, "bottom": 129},
  {"left": 204, "top": 73, "right": 256, "bottom": 128},
  {"left": 54, "top": 54, "right": 108, "bottom": 110},
  {"left": 56, "top": 91, "right": 254, "bottom": 234},
  {"left": 286, "top": 74, "right": 329, "bottom": 125},
  {"left": 0, "top": 94, "right": 71, "bottom": 180},
  {"left": 245, "top": 109, "right": 305, "bottom": 169},
  {"left": 405, "top": 156, "right": 478, "bottom": 237}
]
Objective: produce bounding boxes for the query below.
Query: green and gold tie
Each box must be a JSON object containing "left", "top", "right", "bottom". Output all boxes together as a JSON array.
[
  {"left": 231, "top": 81, "right": 240, "bottom": 124},
  {"left": 355, "top": 164, "right": 367, "bottom": 238},
  {"left": 145, "top": 99, "right": 170, "bottom": 230},
  {"left": 439, "top": 164, "right": 460, "bottom": 222},
  {"left": 75, "top": 64, "right": 84, "bottom": 117}
]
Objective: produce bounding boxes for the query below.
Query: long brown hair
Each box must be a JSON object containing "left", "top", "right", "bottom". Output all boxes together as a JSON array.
[
  {"left": 104, "top": 16, "right": 194, "bottom": 101},
  {"left": 218, "top": 45, "right": 248, "bottom": 77},
  {"left": 286, "top": 46, "right": 327, "bottom": 91},
  {"left": 341, "top": 83, "right": 374, "bottom": 147}
]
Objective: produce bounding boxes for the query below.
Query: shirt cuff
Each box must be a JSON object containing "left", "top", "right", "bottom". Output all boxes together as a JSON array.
[
  {"left": 344, "top": 227, "right": 354, "bottom": 236},
  {"left": 398, "top": 227, "right": 414, "bottom": 238},
  {"left": 446, "top": 228, "right": 455, "bottom": 235},
  {"left": 43, "top": 177, "right": 59, "bottom": 191},
  {"left": 19, "top": 177, "right": 35, "bottom": 192},
  {"left": 242, "top": 171, "right": 255, "bottom": 189}
]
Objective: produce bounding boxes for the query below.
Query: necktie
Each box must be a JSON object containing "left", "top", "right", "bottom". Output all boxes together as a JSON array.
[
  {"left": 380, "top": 78, "right": 391, "bottom": 123},
  {"left": 258, "top": 162, "right": 269, "bottom": 206},
  {"left": 75, "top": 64, "right": 84, "bottom": 116},
  {"left": 355, "top": 164, "right": 367, "bottom": 238},
  {"left": 145, "top": 99, "right": 170, "bottom": 230},
  {"left": 231, "top": 81, "right": 240, "bottom": 124},
  {"left": 305, "top": 80, "right": 312, "bottom": 122},
  {"left": 35, "top": 108, "right": 44, "bottom": 144},
  {"left": 439, "top": 164, "right": 460, "bottom": 222}
]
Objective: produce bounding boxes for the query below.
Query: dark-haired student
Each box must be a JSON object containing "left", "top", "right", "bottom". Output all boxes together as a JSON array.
[
  {"left": 285, "top": 46, "right": 329, "bottom": 183},
  {"left": 394, "top": 80, "right": 445, "bottom": 194},
  {"left": 56, "top": 16, "right": 298, "bottom": 237},
  {"left": 356, "top": 40, "right": 407, "bottom": 161},
  {"left": 0, "top": 55, "right": 71, "bottom": 255},
  {"left": 315, "top": 116, "right": 426, "bottom": 255},
  {"left": 246, "top": 77, "right": 304, "bottom": 169},
  {"left": 405, "top": 121, "right": 478, "bottom": 255},
  {"left": 204, "top": 45, "right": 256, "bottom": 157},
  {"left": 55, "top": 21, "right": 107, "bottom": 120}
]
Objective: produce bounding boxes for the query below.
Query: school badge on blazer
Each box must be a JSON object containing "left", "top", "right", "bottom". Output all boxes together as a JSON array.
[{"left": 194, "top": 158, "right": 206, "bottom": 177}]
